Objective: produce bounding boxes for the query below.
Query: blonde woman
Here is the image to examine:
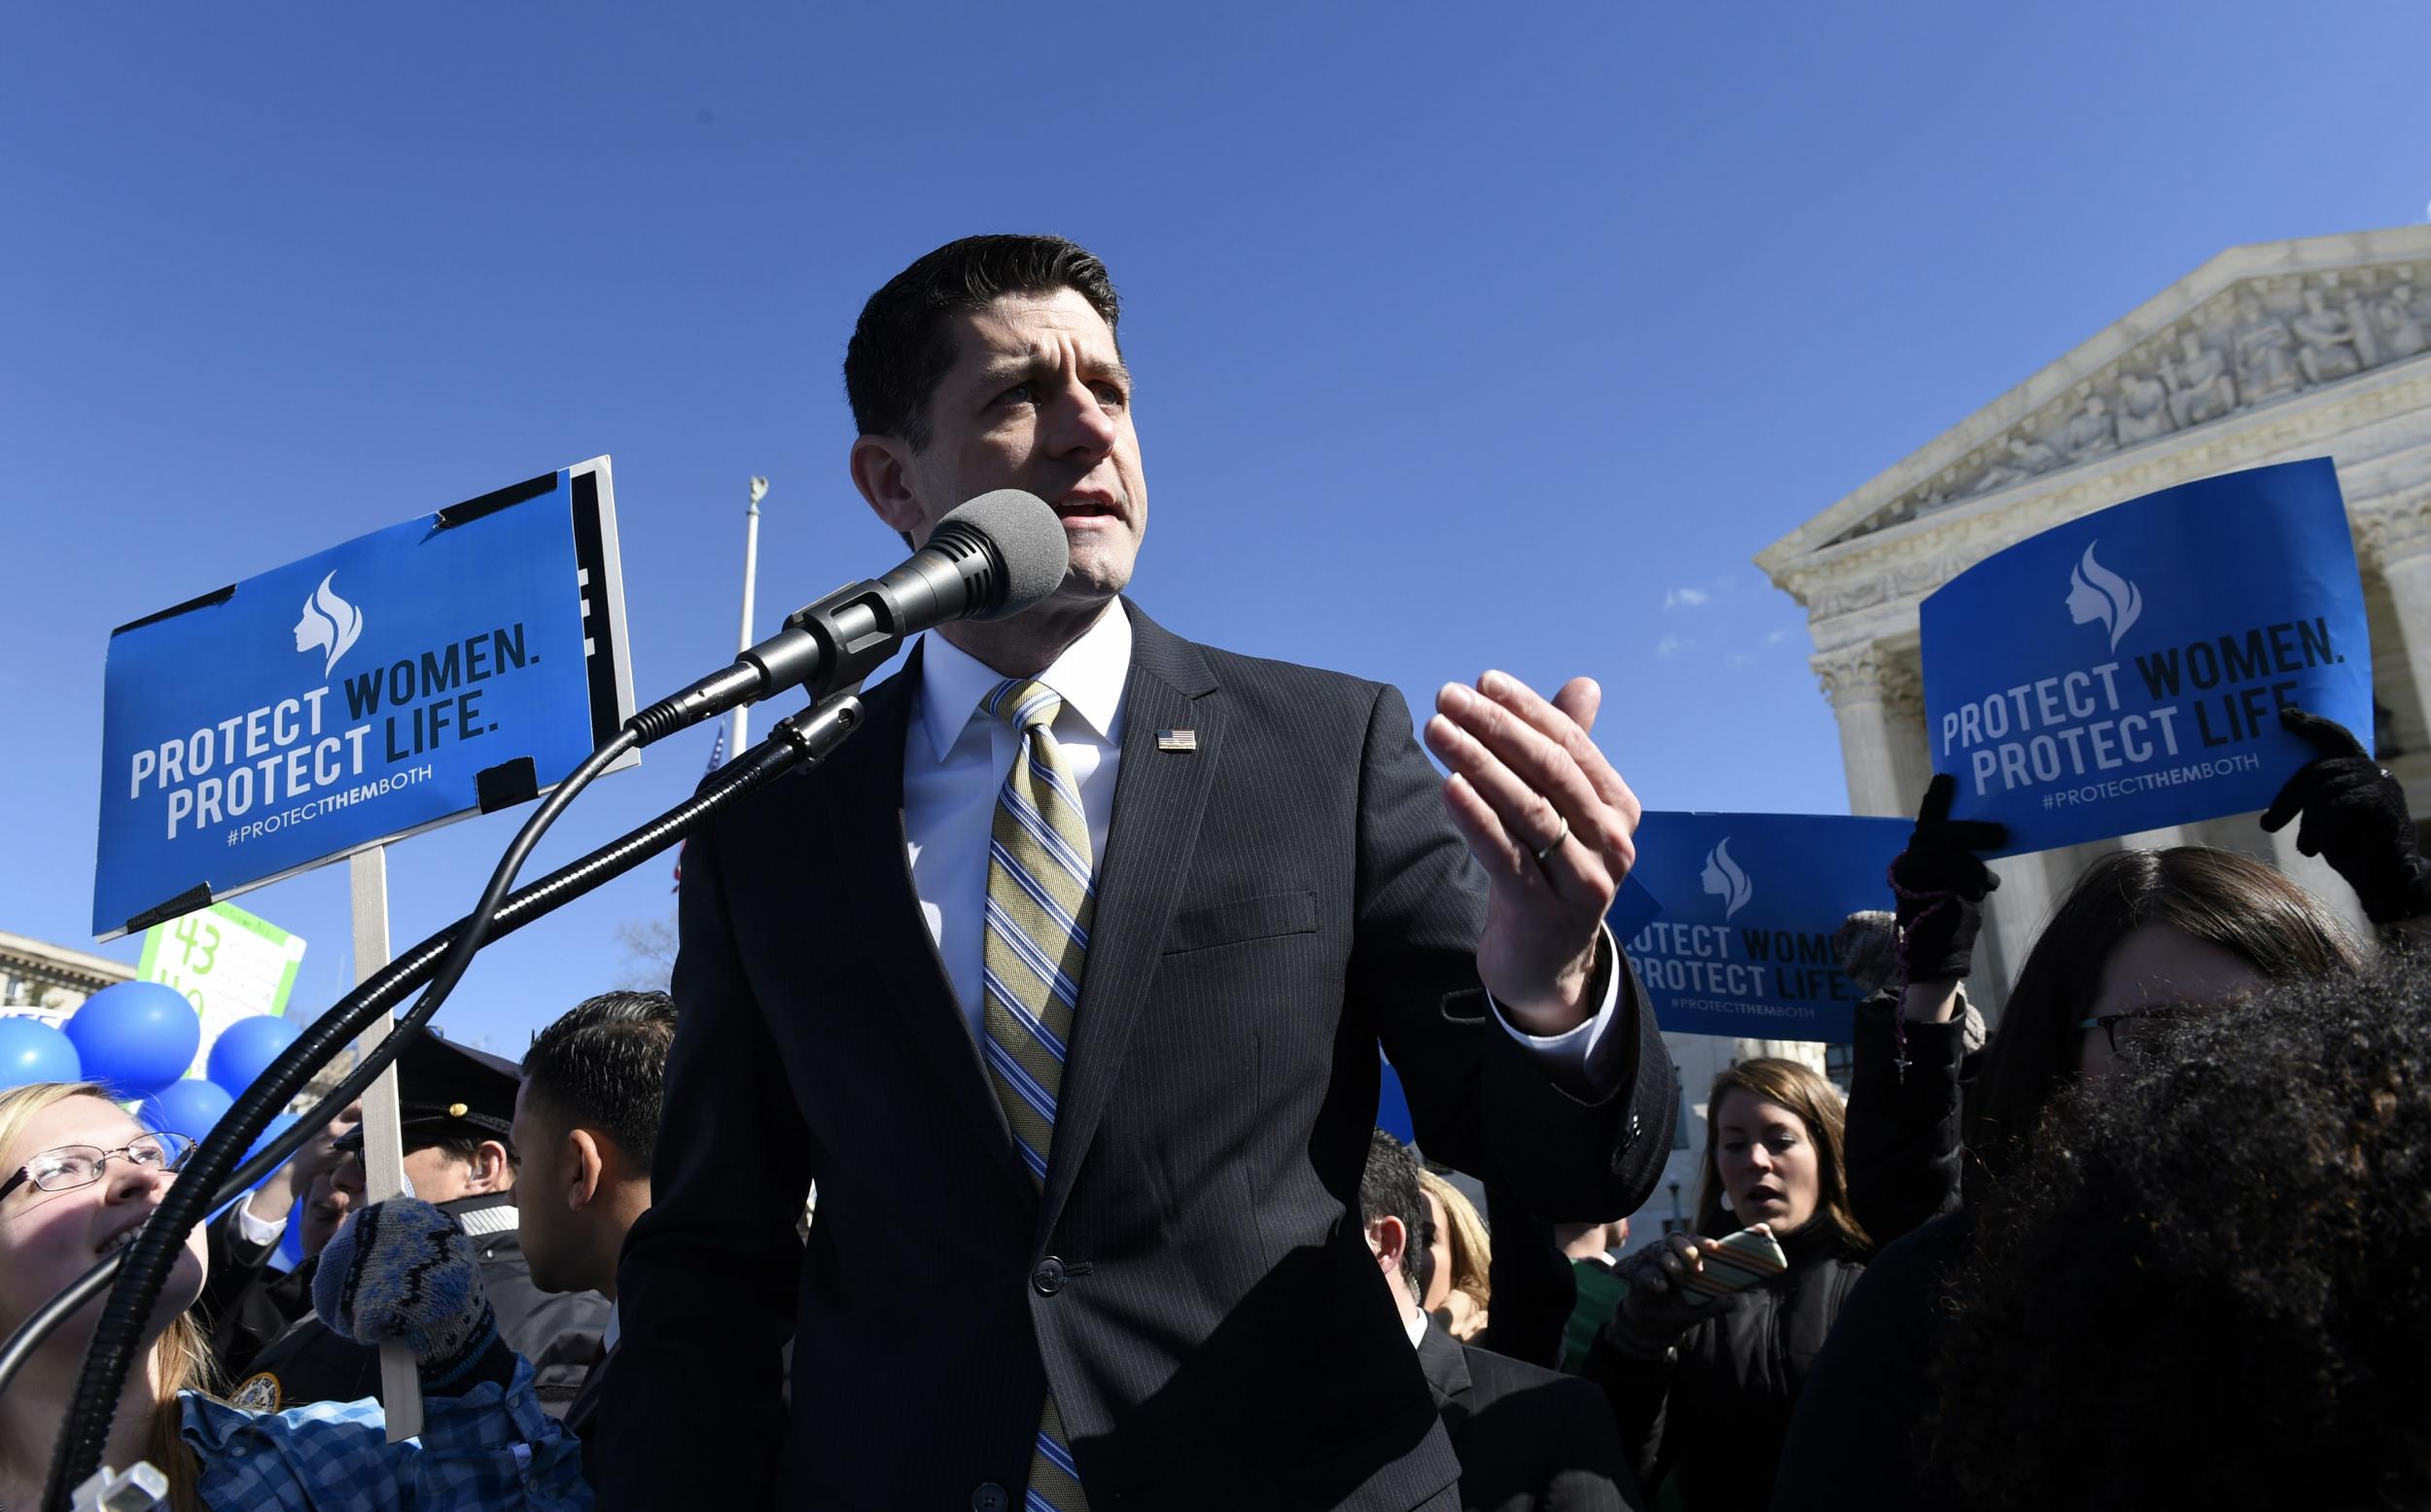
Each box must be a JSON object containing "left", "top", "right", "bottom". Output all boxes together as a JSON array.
[
  {"left": 0, "top": 1081, "right": 586, "bottom": 1512},
  {"left": 1414, "top": 1167, "right": 1493, "bottom": 1342}
]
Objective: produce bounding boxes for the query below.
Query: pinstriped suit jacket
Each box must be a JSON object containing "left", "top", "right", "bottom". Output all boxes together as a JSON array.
[{"left": 601, "top": 601, "right": 1675, "bottom": 1510}]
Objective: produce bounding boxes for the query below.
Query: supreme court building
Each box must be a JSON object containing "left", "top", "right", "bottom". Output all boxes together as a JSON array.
[{"left": 1759, "top": 225, "right": 2431, "bottom": 1009}]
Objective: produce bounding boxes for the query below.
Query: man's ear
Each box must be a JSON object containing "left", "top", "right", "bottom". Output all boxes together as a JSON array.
[
  {"left": 468, "top": 1140, "right": 514, "bottom": 1192},
  {"left": 1363, "top": 1214, "right": 1408, "bottom": 1277},
  {"left": 564, "top": 1128, "right": 607, "bottom": 1212},
  {"left": 849, "top": 435, "right": 925, "bottom": 545}
]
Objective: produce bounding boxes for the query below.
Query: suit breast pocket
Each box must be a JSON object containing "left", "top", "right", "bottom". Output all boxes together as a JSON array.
[{"left": 1161, "top": 889, "right": 1319, "bottom": 955}]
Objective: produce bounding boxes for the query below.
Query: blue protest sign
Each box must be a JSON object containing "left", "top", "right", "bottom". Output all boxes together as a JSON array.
[
  {"left": 93, "top": 460, "right": 636, "bottom": 938},
  {"left": 1615, "top": 811, "right": 1910, "bottom": 1042},
  {"left": 1920, "top": 459, "right": 2372, "bottom": 857}
]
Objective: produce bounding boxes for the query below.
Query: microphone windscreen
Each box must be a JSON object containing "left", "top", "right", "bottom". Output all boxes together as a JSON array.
[{"left": 944, "top": 489, "right": 1069, "bottom": 620}]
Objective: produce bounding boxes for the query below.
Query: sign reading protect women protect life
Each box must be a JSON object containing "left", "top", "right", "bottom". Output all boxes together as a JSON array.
[
  {"left": 1920, "top": 458, "right": 2372, "bottom": 857},
  {"left": 1615, "top": 811, "right": 1911, "bottom": 1043},
  {"left": 92, "top": 460, "right": 637, "bottom": 939}
]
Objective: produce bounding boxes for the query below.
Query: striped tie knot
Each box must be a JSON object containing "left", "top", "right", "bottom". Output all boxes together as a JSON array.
[{"left": 984, "top": 678, "right": 1065, "bottom": 736}]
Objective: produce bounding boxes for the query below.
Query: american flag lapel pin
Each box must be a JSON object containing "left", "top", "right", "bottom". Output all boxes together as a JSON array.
[{"left": 1155, "top": 728, "right": 1198, "bottom": 753}]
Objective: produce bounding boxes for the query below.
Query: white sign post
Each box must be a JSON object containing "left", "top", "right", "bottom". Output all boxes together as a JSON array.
[{"left": 347, "top": 844, "right": 423, "bottom": 1440}]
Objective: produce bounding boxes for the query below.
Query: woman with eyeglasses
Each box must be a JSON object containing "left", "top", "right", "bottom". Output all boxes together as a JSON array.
[
  {"left": 0, "top": 1080, "right": 588, "bottom": 1512},
  {"left": 1773, "top": 706, "right": 2418, "bottom": 1512},
  {"left": 1920, "top": 954, "right": 2431, "bottom": 1510}
]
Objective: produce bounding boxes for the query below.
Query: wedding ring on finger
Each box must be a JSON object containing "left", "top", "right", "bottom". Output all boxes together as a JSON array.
[{"left": 1533, "top": 815, "right": 1570, "bottom": 865}]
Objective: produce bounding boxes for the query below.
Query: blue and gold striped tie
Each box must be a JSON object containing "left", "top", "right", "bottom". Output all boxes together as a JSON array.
[{"left": 979, "top": 677, "right": 1092, "bottom": 1512}]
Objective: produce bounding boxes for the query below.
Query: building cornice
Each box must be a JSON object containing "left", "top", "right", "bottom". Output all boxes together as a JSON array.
[
  {"left": 0, "top": 930, "right": 135, "bottom": 994},
  {"left": 1769, "top": 363, "right": 2431, "bottom": 645},
  {"left": 1760, "top": 226, "right": 2431, "bottom": 579}
]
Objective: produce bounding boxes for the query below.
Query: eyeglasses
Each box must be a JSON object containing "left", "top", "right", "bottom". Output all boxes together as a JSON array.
[
  {"left": 2074, "top": 1006, "right": 2187, "bottom": 1057},
  {"left": 0, "top": 1132, "right": 196, "bottom": 1204}
]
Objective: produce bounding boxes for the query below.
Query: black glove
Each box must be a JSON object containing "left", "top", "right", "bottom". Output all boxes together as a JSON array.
[
  {"left": 2262, "top": 707, "right": 2431, "bottom": 926},
  {"left": 1887, "top": 774, "right": 2008, "bottom": 983},
  {"left": 1604, "top": 1238, "right": 1740, "bottom": 1361}
]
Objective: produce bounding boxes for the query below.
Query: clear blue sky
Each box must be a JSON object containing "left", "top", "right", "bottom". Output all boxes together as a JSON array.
[{"left": 5, "top": 3, "right": 2427, "bottom": 1054}]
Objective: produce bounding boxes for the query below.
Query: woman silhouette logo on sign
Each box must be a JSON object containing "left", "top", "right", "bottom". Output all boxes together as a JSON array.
[
  {"left": 292, "top": 572, "right": 365, "bottom": 677},
  {"left": 2064, "top": 542, "right": 2142, "bottom": 653}
]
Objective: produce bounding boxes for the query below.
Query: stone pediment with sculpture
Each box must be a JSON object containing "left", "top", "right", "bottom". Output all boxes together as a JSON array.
[{"left": 1828, "top": 264, "right": 2431, "bottom": 546}]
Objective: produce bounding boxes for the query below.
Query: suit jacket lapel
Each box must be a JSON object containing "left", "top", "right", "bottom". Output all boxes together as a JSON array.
[
  {"left": 819, "top": 649, "right": 1031, "bottom": 1195},
  {"left": 1039, "top": 603, "right": 1222, "bottom": 1234}
]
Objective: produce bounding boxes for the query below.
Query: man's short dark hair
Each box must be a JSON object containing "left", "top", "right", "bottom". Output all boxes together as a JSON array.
[
  {"left": 844, "top": 234, "right": 1122, "bottom": 451},
  {"left": 522, "top": 990, "right": 679, "bottom": 1169},
  {"left": 1358, "top": 1129, "right": 1427, "bottom": 1293}
]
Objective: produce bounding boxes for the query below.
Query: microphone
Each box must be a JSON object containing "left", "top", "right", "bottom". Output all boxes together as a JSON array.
[{"left": 628, "top": 488, "right": 1067, "bottom": 745}]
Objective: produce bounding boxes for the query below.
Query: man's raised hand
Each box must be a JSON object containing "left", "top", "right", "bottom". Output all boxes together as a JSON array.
[{"left": 1424, "top": 671, "right": 1640, "bottom": 1035}]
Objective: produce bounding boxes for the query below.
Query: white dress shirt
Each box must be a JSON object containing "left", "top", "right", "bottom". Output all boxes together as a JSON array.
[
  {"left": 899, "top": 607, "right": 1621, "bottom": 1086},
  {"left": 232, "top": 1198, "right": 288, "bottom": 1248}
]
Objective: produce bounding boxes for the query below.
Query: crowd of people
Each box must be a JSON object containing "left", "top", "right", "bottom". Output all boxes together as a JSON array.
[{"left": 4, "top": 234, "right": 2429, "bottom": 1509}]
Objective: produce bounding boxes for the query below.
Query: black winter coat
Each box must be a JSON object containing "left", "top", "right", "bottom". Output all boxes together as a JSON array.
[
  {"left": 1583, "top": 1221, "right": 1865, "bottom": 1512},
  {"left": 1842, "top": 990, "right": 1972, "bottom": 1249},
  {"left": 1769, "top": 1211, "right": 1966, "bottom": 1512}
]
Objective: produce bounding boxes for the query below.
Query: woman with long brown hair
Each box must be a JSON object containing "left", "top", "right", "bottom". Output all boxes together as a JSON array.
[
  {"left": 0, "top": 1080, "right": 586, "bottom": 1511},
  {"left": 1583, "top": 1057, "right": 1866, "bottom": 1512}
]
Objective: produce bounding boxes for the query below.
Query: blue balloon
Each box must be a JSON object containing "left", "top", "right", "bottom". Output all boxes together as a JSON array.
[
  {"left": 207, "top": 1014, "right": 301, "bottom": 1099},
  {"left": 66, "top": 982, "right": 201, "bottom": 1099},
  {"left": 138, "top": 1077, "right": 232, "bottom": 1142},
  {"left": 0, "top": 1016, "right": 83, "bottom": 1087}
]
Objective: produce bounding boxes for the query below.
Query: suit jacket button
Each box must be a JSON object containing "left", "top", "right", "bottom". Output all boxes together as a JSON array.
[
  {"left": 973, "top": 1483, "right": 1007, "bottom": 1512},
  {"left": 1032, "top": 1255, "right": 1067, "bottom": 1296}
]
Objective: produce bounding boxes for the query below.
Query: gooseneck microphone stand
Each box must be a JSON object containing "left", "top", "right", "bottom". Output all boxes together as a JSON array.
[
  {"left": 16, "top": 484, "right": 1064, "bottom": 1509},
  {"left": 19, "top": 688, "right": 865, "bottom": 1512}
]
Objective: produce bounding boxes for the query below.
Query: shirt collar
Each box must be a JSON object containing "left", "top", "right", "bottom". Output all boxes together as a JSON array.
[{"left": 915, "top": 603, "right": 1133, "bottom": 761}]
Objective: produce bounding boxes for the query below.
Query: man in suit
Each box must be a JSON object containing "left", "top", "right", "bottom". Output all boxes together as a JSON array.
[
  {"left": 1362, "top": 1133, "right": 1637, "bottom": 1511},
  {"left": 508, "top": 990, "right": 679, "bottom": 1486},
  {"left": 601, "top": 234, "right": 1675, "bottom": 1510},
  {"left": 235, "top": 1031, "right": 613, "bottom": 1417}
]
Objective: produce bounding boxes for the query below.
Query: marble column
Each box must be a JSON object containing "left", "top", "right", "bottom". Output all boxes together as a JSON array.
[
  {"left": 2361, "top": 501, "right": 2431, "bottom": 759},
  {"left": 1814, "top": 642, "right": 1929, "bottom": 818},
  {"left": 2264, "top": 822, "right": 2377, "bottom": 941},
  {"left": 1816, "top": 641, "right": 2022, "bottom": 1013},
  {"left": 1879, "top": 665, "right": 1936, "bottom": 818},
  {"left": 2167, "top": 816, "right": 2369, "bottom": 939}
]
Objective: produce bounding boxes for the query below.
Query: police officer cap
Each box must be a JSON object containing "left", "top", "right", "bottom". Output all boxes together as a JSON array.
[{"left": 338, "top": 1028, "right": 521, "bottom": 1147}]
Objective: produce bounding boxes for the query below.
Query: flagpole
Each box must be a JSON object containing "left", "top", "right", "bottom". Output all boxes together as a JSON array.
[{"left": 733, "top": 476, "right": 768, "bottom": 751}]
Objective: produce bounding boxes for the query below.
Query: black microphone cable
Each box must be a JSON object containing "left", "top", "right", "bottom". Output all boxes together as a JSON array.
[
  {"left": 29, "top": 485, "right": 1059, "bottom": 1505},
  {"left": 28, "top": 692, "right": 863, "bottom": 1510}
]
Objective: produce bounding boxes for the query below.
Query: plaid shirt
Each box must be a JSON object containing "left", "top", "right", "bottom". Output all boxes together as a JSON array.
[{"left": 181, "top": 1357, "right": 590, "bottom": 1510}]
